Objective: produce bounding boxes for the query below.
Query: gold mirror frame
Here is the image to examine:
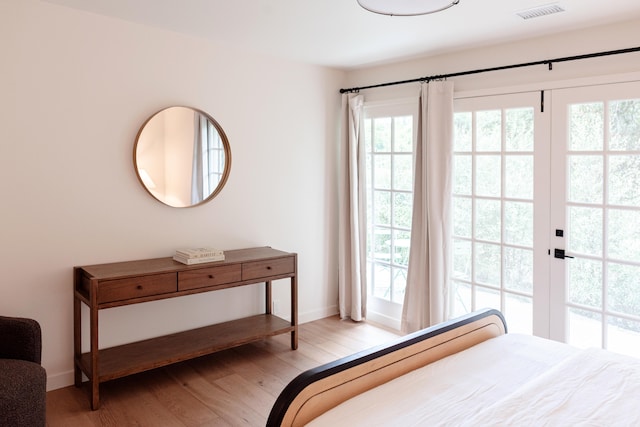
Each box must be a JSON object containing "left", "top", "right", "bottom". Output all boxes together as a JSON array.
[{"left": 133, "top": 106, "right": 231, "bottom": 208}]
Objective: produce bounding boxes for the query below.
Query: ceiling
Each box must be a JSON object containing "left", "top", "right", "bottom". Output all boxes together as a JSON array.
[{"left": 41, "top": 0, "right": 640, "bottom": 69}]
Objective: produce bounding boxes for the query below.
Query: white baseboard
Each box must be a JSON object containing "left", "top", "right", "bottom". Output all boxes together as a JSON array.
[
  {"left": 47, "top": 370, "right": 75, "bottom": 391},
  {"left": 299, "top": 305, "right": 338, "bottom": 324},
  {"left": 366, "top": 310, "right": 401, "bottom": 331}
]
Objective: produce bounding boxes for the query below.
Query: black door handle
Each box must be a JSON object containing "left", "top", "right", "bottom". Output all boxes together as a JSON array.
[{"left": 554, "top": 249, "right": 574, "bottom": 259}]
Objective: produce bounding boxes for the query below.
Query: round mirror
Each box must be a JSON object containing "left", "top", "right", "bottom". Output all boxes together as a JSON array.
[{"left": 134, "top": 106, "right": 231, "bottom": 208}]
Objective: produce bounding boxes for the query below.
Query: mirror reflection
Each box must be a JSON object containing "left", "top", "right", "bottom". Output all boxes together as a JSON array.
[{"left": 134, "top": 106, "right": 231, "bottom": 208}]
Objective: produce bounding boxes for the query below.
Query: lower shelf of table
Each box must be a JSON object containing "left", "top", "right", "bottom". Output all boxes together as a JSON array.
[{"left": 77, "top": 314, "right": 295, "bottom": 383}]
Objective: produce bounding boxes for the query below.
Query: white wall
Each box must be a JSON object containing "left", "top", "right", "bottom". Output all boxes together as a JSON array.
[
  {"left": 0, "top": 0, "right": 344, "bottom": 390},
  {"left": 345, "top": 18, "right": 640, "bottom": 100}
]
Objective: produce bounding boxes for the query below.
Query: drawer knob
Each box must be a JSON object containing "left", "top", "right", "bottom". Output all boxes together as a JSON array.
[
  {"left": 267, "top": 266, "right": 272, "bottom": 270},
  {"left": 136, "top": 285, "right": 143, "bottom": 290},
  {"left": 209, "top": 275, "right": 215, "bottom": 279}
]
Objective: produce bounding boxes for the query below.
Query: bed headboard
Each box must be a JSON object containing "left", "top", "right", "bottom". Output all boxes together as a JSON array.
[{"left": 267, "top": 308, "right": 507, "bottom": 427}]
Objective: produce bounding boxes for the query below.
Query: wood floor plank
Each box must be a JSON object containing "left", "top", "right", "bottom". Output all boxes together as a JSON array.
[
  {"left": 46, "top": 386, "right": 104, "bottom": 426},
  {"left": 213, "top": 373, "right": 275, "bottom": 418},
  {"left": 164, "top": 361, "right": 264, "bottom": 426},
  {"left": 224, "top": 346, "right": 292, "bottom": 397},
  {"left": 47, "top": 316, "right": 400, "bottom": 426},
  {"left": 100, "top": 373, "right": 186, "bottom": 426},
  {"left": 144, "top": 367, "right": 221, "bottom": 426}
]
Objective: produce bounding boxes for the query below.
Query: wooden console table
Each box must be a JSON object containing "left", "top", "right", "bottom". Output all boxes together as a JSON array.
[{"left": 73, "top": 246, "right": 297, "bottom": 410}]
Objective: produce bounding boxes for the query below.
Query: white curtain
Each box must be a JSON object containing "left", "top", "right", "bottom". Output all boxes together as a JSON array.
[
  {"left": 338, "top": 93, "right": 367, "bottom": 321},
  {"left": 401, "top": 81, "right": 454, "bottom": 333}
]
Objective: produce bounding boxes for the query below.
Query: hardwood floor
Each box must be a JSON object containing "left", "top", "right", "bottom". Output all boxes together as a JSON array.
[{"left": 46, "top": 316, "right": 400, "bottom": 426}]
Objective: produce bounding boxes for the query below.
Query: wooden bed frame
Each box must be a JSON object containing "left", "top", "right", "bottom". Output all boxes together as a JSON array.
[{"left": 267, "top": 308, "right": 507, "bottom": 427}]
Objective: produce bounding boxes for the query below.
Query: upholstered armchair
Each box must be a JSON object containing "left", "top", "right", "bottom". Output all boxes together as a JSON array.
[{"left": 0, "top": 316, "right": 46, "bottom": 427}]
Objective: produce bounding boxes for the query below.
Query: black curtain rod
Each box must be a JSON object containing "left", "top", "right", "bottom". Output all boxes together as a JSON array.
[{"left": 339, "top": 46, "right": 640, "bottom": 94}]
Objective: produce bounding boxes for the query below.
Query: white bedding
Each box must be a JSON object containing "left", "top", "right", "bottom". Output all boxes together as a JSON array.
[
  {"left": 308, "top": 334, "right": 640, "bottom": 426},
  {"left": 462, "top": 347, "right": 640, "bottom": 426}
]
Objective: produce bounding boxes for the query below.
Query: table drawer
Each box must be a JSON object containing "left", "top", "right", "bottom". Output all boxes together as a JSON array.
[
  {"left": 97, "top": 273, "right": 177, "bottom": 304},
  {"left": 178, "top": 264, "right": 242, "bottom": 291},
  {"left": 242, "top": 257, "right": 295, "bottom": 281}
]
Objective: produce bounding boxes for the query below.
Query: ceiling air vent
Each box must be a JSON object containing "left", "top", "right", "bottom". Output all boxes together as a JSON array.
[{"left": 517, "top": 3, "right": 565, "bottom": 20}]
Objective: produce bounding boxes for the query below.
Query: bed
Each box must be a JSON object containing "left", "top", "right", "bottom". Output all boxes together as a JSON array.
[{"left": 267, "top": 308, "right": 640, "bottom": 426}]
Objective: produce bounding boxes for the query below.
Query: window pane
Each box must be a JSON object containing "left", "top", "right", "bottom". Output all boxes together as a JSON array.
[
  {"left": 569, "top": 102, "right": 603, "bottom": 151},
  {"left": 475, "top": 285, "right": 500, "bottom": 310},
  {"left": 476, "top": 110, "right": 501, "bottom": 151},
  {"left": 568, "top": 257, "right": 602, "bottom": 309},
  {"left": 392, "top": 192, "right": 412, "bottom": 229},
  {"left": 453, "top": 155, "right": 472, "bottom": 195},
  {"left": 452, "top": 239, "right": 471, "bottom": 280},
  {"left": 608, "top": 209, "right": 640, "bottom": 262},
  {"left": 476, "top": 155, "right": 501, "bottom": 197},
  {"left": 475, "top": 199, "right": 501, "bottom": 242},
  {"left": 394, "top": 116, "right": 413, "bottom": 152},
  {"left": 393, "top": 229, "right": 411, "bottom": 267},
  {"left": 568, "top": 307, "right": 602, "bottom": 349},
  {"left": 608, "top": 263, "right": 640, "bottom": 317},
  {"left": 474, "top": 242, "right": 501, "bottom": 286},
  {"left": 373, "top": 154, "right": 391, "bottom": 189},
  {"left": 504, "top": 247, "right": 533, "bottom": 293},
  {"left": 393, "top": 154, "right": 412, "bottom": 191},
  {"left": 504, "top": 201, "right": 533, "bottom": 247},
  {"left": 451, "top": 281, "right": 472, "bottom": 317},
  {"left": 568, "top": 155, "right": 602, "bottom": 203},
  {"left": 504, "top": 293, "right": 533, "bottom": 334},
  {"left": 505, "top": 107, "right": 534, "bottom": 151},
  {"left": 372, "top": 263, "right": 390, "bottom": 299},
  {"left": 373, "top": 191, "right": 390, "bottom": 226},
  {"left": 373, "top": 118, "right": 391, "bottom": 151},
  {"left": 609, "top": 155, "right": 640, "bottom": 207},
  {"left": 607, "top": 316, "right": 640, "bottom": 358},
  {"left": 568, "top": 206, "right": 602, "bottom": 256},
  {"left": 505, "top": 155, "right": 533, "bottom": 199},
  {"left": 365, "top": 153, "right": 372, "bottom": 191},
  {"left": 453, "top": 197, "right": 471, "bottom": 238},
  {"left": 364, "top": 118, "right": 372, "bottom": 151},
  {"left": 392, "top": 267, "right": 407, "bottom": 303},
  {"left": 454, "top": 112, "right": 472, "bottom": 152},
  {"left": 609, "top": 99, "right": 640, "bottom": 151},
  {"left": 373, "top": 227, "right": 391, "bottom": 261}
]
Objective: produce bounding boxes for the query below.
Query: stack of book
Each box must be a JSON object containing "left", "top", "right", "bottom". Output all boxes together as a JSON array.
[{"left": 173, "top": 247, "right": 225, "bottom": 265}]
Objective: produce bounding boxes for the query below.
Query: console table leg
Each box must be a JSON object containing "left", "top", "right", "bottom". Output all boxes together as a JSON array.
[
  {"left": 265, "top": 281, "right": 272, "bottom": 314},
  {"left": 89, "top": 281, "right": 100, "bottom": 410},
  {"left": 291, "top": 274, "right": 298, "bottom": 350},
  {"left": 73, "top": 295, "right": 82, "bottom": 387},
  {"left": 91, "top": 380, "right": 100, "bottom": 410}
]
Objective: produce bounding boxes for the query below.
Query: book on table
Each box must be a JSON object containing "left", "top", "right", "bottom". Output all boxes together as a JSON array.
[
  {"left": 173, "top": 247, "right": 225, "bottom": 265},
  {"left": 175, "top": 247, "right": 224, "bottom": 259}
]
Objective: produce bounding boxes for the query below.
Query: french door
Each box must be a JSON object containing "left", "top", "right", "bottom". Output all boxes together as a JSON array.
[
  {"left": 452, "top": 81, "right": 640, "bottom": 356},
  {"left": 451, "top": 92, "right": 550, "bottom": 336},
  {"left": 363, "top": 99, "right": 419, "bottom": 328},
  {"left": 550, "top": 81, "right": 640, "bottom": 357}
]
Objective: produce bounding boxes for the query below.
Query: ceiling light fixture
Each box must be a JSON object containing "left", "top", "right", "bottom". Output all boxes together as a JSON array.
[{"left": 357, "top": 0, "right": 460, "bottom": 16}]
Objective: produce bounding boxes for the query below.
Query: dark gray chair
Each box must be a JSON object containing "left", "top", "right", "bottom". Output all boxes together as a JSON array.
[{"left": 0, "top": 316, "right": 46, "bottom": 427}]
